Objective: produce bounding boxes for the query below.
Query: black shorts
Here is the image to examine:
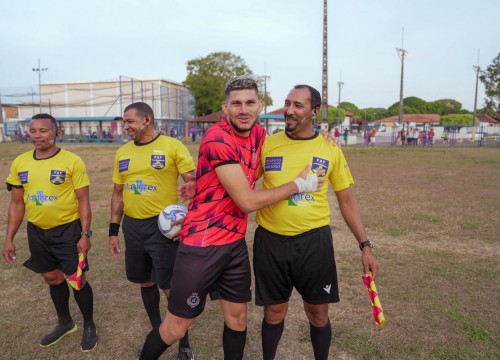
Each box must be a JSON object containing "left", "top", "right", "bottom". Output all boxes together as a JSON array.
[
  {"left": 253, "top": 225, "right": 339, "bottom": 306},
  {"left": 24, "top": 219, "right": 88, "bottom": 276},
  {"left": 167, "top": 239, "right": 252, "bottom": 319},
  {"left": 123, "top": 215, "right": 179, "bottom": 290}
]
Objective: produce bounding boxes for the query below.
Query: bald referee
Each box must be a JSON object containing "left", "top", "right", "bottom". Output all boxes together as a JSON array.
[
  {"left": 254, "top": 85, "right": 378, "bottom": 360},
  {"left": 3, "top": 113, "right": 97, "bottom": 352},
  {"left": 108, "top": 102, "right": 196, "bottom": 360}
]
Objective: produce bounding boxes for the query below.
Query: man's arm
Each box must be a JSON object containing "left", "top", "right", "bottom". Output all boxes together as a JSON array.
[
  {"left": 215, "top": 163, "right": 322, "bottom": 214},
  {"left": 109, "top": 183, "right": 124, "bottom": 258},
  {"left": 335, "top": 187, "right": 378, "bottom": 278},
  {"left": 3, "top": 187, "right": 26, "bottom": 264},
  {"left": 75, "top": 186, "right": 92, "bottom": 257}
]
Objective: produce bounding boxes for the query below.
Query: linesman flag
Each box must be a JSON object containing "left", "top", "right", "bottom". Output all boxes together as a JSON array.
[
  {"left": 361, "top": 272, "right": 386, "bottom": 325},
  {"left": 66, "top": 253, "right": 86, "bottom": 290}
]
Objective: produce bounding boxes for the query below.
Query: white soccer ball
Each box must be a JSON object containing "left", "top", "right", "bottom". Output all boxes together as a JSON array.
[{"left": 158, "top": 204, "right": 188, "bottom": 238}]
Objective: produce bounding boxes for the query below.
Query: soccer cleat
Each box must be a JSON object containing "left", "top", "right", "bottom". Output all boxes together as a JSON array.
[
  {"left": 40, "top": 321, "right": 77, "bottom": 347},
  {"left": 80, "top": 322, "right": 98, "bottom": 352},
  {"left": 178, "top": 346, "right": 195, "bottom": 360}
]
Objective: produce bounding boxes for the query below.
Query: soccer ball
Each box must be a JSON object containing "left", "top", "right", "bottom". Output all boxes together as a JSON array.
[{"left": 158, "top": 204, "right": 188, "bottom": 238}]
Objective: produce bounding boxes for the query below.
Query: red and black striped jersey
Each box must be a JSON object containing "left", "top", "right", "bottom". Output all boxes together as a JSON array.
[{"left": 181, "top": 119, "right": 266, "bottom": 247}]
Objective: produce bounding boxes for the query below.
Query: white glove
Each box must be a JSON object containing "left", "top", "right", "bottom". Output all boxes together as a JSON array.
[{"left": 293, "top": 173, "right": 318, "bottom": 193}]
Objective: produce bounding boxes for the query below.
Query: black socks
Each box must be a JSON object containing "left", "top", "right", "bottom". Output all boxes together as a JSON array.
[
  {"left": 49, "top": 281, "right": 72, "bottom": 325},
  {"left": 73, "top": 281, "right": 94, "bottom": 326},
  {"left": 261, "top": 319, "right": 285, "bottom": 360},
  {"left": 139, "top": 327, "right": 170, "bottom": 360},
  {"left": 222, "top": 323, "right": 247, "bottom": 360},
  {"left": 141, "top": 285, "right": 162, "bottom": 328},
  {"left": 310, "top": 320, "right": 332, "bottom": 360}
]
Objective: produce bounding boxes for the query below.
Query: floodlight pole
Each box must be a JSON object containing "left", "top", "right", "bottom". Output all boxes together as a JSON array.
[
  {"left": 32, "top": 58, "right": 48, "bottom": 113},
  {"left": 337, "top": 80, "right": 344, "bottom": 127},
  {"left": 397, "top": 45, "right": 407, "bottom": 147},
  {"left": 321, "top": 0, "right": 329, "bottom": 127},
  {"left": 472, "top": 64, "right": 480, "bottom": 143}
]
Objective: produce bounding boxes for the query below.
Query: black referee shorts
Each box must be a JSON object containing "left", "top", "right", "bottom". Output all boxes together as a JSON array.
[
  {"left": 123, "top": 214, "right": 179, "bottom": 290},
  {"left": 24, "top": 219, "right": 87, "bottom": 276},
  {"left": 253, "top": 225, "right": 339, "bottom": 306}
]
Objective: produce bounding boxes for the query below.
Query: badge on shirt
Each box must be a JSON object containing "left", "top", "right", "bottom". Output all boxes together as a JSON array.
[
  {"left": 265, "top": 156, "right": 283, "bottom": 171},
  {"left": 50, "top": 170, "right": 66, "bottom": 185},
  {"left": 311, "top": 157, "right": 329, "bottom": 177},
  {"left": 18, "top": 171, "right": 29, "bottom": 184},
  {"left": 151, "top": 155, "right": 166, "bottom": 170},
  {"left": 119, "top": 159, "right": 130, "bottom": 172}
]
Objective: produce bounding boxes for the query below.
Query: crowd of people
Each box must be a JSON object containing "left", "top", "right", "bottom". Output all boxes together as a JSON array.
[
  {"left": 398, "top": 127, "right": 435, "bottom": 146},
  {"left": 3, "top": 76, "right": 378, "bottom": 360}
]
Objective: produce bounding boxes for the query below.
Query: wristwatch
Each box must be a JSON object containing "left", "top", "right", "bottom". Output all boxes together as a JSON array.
[
  {"left": 359, "top": 240, "right": 373, "bottom": 251},
  {"left": 81, "top": 230, "right": 93, "bottom": 237}
]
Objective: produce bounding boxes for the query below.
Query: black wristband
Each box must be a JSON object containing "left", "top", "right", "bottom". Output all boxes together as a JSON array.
[{"left": 109, "top": 223, "right": 120, "bottom": 236}]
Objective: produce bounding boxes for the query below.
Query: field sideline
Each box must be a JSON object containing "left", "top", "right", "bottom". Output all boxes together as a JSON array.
[{"left": 0, "top": 142, "right": 499, "bottom": 359}]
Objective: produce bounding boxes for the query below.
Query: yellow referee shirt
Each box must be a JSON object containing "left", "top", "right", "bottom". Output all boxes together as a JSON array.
[
  {"left": 6, "top": 148, "right": 90, "bottom": 230},
  {"left": 112, "top": 135, "right": 195, "bottom": 219},
  {"left": 256, "top": 131, "right": 354, "bottom": 236}
]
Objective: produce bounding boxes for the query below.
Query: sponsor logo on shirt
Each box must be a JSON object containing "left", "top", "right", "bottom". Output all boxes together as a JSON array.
[
  {"left": 151, "top": 155, "right": 166, "bottom": 170},
  {"left": 265, "top": 156, "right": 283, "bottom": 171},
  {"left": 50, "top": 170, "right": 66, "bottom": 185},
  {"left": 18, "top": 171, "right": 29, "bottom": 184},
  {"left": 26, "top": 191, "right": 58, "bottom": 206},
  {"left": 124, "top": 180, "right": 158, "bottom": 195},
  {"left": 312, "top": 157, "right": 329, "bottom": 177},
  {"left": 118, "top": 159, "right": 130, "bottom": 172},
  {"left": 287, "top": 193, "right": 315, "bottom": 206}
]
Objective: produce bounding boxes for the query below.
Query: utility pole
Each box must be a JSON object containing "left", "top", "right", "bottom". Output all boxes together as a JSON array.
[
  {"left": 472, "top": 50, "right": 481, "bottom": 143},
  {"left": 396, "top": 28, "right": 407, "bottom": 146},
  {"left": 337, "top": 78, "right": 344, "bottom": 127},
  {"left": 32, "top": 58, "right": 48, "bottom": 113},
  {"left": 261, "top": 70, "right": 271, "bottom": 114},
  {"left": 321, "top": 0, "right": 329, "bottom": 127}
]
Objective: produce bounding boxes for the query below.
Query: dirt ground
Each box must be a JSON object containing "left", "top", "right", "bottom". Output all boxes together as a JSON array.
[{"left": 0, "top": 142, "right": 498, "bottom": 359}]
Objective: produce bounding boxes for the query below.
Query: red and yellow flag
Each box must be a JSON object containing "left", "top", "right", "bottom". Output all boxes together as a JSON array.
[
  {"left": 66, "top": 253, "right": 86, "bottom": 290},
  {"left": 361, "top": 272, "right": 386, "bottom": 325}
]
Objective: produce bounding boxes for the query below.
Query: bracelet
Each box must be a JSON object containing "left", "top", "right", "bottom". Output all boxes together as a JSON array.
[{"left": 109, "top": 222, "right": 120, "bottom": 236}]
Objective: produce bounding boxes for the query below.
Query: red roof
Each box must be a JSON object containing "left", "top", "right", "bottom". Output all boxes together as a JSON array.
[
  {"left": 190, "top": 110, "right": 226, "bottom": 123},
  {"left": 375, "top": 114, "right": 440, "bottom": 123},
  {"left": 475, "top": 114, "right": 499, "bottom": 124}
]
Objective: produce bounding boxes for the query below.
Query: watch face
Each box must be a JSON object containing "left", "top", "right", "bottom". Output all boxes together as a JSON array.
[{"left": 82, "top": 230, "right": 93, "bottom": 237}]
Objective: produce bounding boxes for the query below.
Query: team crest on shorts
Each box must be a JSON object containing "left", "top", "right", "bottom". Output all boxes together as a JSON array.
[
  {"left": 187, "top": 293, "right": 200, "bottom": 308},
  {"left": 311, "top": 157, "right": 329, "bottom": 177},
  {"left": 50, "top": 170, "right": 66, "bottom": 185},
  {"left": 151, "top": 155, "right": 166, "bottom": 170}
]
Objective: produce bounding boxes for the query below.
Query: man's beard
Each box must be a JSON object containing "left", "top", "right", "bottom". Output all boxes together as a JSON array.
[{"left": 228, "top": 116, "right": 257, "bottom": 134}]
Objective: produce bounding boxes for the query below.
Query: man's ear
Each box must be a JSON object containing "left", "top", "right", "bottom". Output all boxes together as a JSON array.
[{"left": 221, "top": 101, "right": 228, "bottom": 115}]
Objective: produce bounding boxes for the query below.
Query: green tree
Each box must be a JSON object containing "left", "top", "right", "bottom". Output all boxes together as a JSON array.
[
  {"left": 479, "top": 52, "right": 500, "bottom": 117},
  {"left": 184, "top": 51, "right": 272, "bottom": 116},
  {"left": 440, "top": 114, "right": 474, "bottom": 126},
  {"left": 340, "top": 102, "right": 361, "bottom": 118},
  {"left": 360, "top": 108, "right": 389, "bottom": 121},
  {"left": 432, "top": 99, "right": 463, "bottom": 115}
]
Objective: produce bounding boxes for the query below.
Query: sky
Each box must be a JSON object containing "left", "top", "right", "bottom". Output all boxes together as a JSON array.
[{"left": 0, "top": 0, "right": 499, "bottom": 113}]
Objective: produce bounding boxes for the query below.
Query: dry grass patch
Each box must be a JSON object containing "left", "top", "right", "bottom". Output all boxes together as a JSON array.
[{"left": 0, "top": 142, "right": 499, "bottom": 359}]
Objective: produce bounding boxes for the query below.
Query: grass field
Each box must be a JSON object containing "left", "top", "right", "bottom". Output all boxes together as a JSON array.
[{"left": 0, "top": 141, "right": 499, "bottom": 360}]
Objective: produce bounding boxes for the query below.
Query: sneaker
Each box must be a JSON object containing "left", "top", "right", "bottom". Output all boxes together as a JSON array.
[
  {"left": 178, "top": 346, "right": 194, "bottom": 360},
  {"left": 40, "top": 321, "right": 77, "bottom": 347},
  {"left": 81, "top": 322, "right": 98, "bottom": 352}
]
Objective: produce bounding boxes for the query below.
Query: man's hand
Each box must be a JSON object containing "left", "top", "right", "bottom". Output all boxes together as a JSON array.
[
  {"left": 294, "top": 165, "right": 325, "bottom": 193},
  {"left": 109, "top": 236, "right": 122, "bottom": 259},
  {"left": 77, "top": 236, "right": 91, "bottom": 258},
  {"left": 178, "top": 182, "right": 195, "bottom": 202},
  {"left": 361, "top": 249, "right": 378, "bottom": 279},
  {"left": 3, "top": 241, "right": 17, "bottom": 264},
  {"left": 168, "top": 218, "right": 185, "bottom": 241}
]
